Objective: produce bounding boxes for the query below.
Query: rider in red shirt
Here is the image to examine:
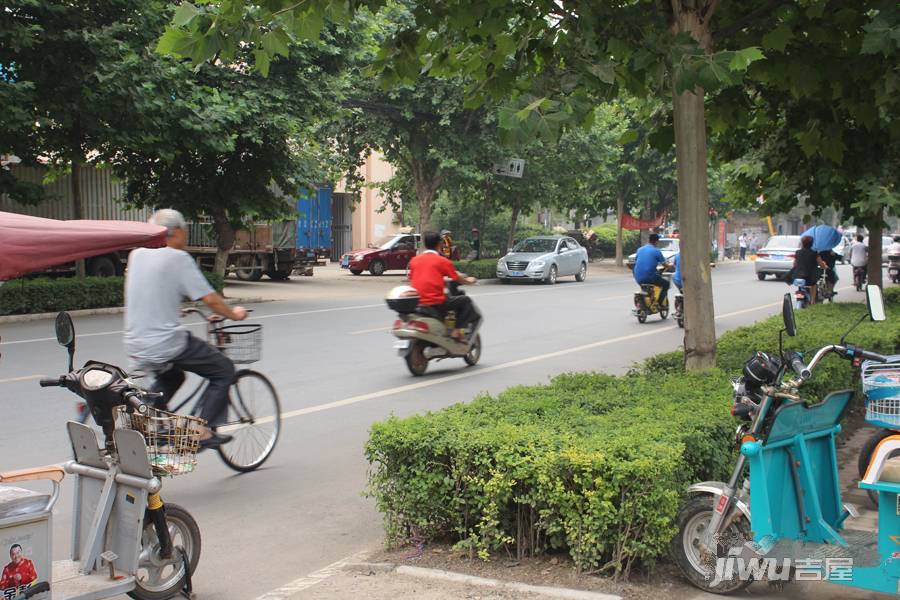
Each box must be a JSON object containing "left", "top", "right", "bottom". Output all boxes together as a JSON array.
[
  {"left": 0, "top": 544, "right": 37, "bottom": 591},
  {"left": 408, "top": 231, "right": 480, "bottom": 338}
]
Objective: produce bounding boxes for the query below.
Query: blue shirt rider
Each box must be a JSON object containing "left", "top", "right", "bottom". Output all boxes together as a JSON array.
[
  {"left": 672, "top": 253, "right": 682, "bottom": 292},
  {"left": 633, "top": 234, "right": 670, "bottom": 301}
]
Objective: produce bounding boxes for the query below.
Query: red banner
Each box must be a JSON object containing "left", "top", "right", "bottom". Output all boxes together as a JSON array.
[{"left": 621, "top": 213, "right": 665, "bottom": 231}]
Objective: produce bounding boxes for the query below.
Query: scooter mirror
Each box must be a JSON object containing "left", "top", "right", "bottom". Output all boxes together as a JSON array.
[
  {"left": 782, "top": 293, "right": 797, "bottom": 337},
  {"left": 55, "top": 311, "right": 75, "bottom": 347},
  {"left": 866, "top": 285, "right": 886, "bottom": 322}
]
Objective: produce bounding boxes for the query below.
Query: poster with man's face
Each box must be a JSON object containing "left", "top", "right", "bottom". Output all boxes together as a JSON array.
[{"left": 1, "top": 521, "right": 48, "bottom": 600}]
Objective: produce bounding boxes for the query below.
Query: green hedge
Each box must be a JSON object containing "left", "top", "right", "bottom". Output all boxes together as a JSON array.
[
  {"left": 366, "top": 299, "right": 900, "bottom": 576},
  {"left": 591, "top": 223, "right": 639, "bottom": 257},
  {"left": 0, "top": 272, "right": 225, "bottom": 315},
  {"left": 454, "top": 259, "right": 499, "bottom": 280}
]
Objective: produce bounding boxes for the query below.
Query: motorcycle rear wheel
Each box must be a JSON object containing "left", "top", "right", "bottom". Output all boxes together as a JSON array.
[
  {"left": 405, "top": 341, "right": 429, "bottom": 376},
  {"left": 671, "top": 496, "right": 753, "bottom": 594}
]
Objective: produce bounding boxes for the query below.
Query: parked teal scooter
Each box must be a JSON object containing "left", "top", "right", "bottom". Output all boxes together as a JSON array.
[{"left": 672, "top": 286, "right": 900, "bottom": 595}]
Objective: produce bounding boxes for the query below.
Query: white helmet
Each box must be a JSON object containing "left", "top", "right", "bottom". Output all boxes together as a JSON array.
[{"left": 387, "top": 285, "right": 419, "bottom": 300}]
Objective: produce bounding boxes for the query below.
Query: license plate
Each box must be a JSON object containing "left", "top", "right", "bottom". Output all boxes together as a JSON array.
[
  {"left": 393, "top": 340, "right": 410, "bottom": 351},
  {"left": 773, "top": 255, "right": 790, "bottom": 260},
  {"left": 341, "top": 257, "right": 349, "bottom": 267},
  {"left": 509, "top": 271, "right": 525, "bottom": 277}
]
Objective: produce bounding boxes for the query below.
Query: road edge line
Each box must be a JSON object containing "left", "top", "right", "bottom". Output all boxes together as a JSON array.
[{"left": 395, "top": 565, "right": 622, "bottom": 600}]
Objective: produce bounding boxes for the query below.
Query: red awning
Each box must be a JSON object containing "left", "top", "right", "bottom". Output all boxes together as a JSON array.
[
  {"left": 0, "top": 211, "right": 166, "bottom": 280},
  {"left": 621, "top": 213, "right": 666, "bottom": 231}
]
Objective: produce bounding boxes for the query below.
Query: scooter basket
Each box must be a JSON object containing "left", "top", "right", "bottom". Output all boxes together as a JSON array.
[
  {"left": 115, "top": 406, "right": 204, "bottom": 477},
  {"left": 862, "top": 358, "right": 900, "bottom": 427}
]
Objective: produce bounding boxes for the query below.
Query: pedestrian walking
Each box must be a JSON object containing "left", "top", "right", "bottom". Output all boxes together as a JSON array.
[{"left": 739, "top": 233, "right": 748, "bottom": 261}]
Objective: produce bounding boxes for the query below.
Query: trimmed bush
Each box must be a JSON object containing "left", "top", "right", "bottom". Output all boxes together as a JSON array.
[
  {"left": 365, "top": 299, "right": 900, "bottom": 577},
  {"left": 0, "top": 272, "right": 225, "bottom": 315},
  {"left": 454, "top": 259, "right": 499, "bottom": 280},
  {"left": 591, "top": 223, "right": 639, "bottom": 258}
]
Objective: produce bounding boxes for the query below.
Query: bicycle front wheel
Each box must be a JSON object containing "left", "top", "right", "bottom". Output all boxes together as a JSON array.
[{"left": 216, "top": 370, "right": 281, "bottom": 472}]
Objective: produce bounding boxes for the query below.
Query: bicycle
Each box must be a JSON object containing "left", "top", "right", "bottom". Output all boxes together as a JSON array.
[{"left": 78, "top": 308, "right": 281, "bottom": 473}]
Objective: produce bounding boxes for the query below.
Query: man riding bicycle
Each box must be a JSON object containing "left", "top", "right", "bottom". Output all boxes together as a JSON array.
[{"left": 124, "top": 209, "right": 247, "bottom": 449}]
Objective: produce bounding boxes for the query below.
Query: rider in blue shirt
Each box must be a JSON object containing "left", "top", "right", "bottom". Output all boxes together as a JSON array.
[
  {"left": 633, "top": 234, "right": 670, "bottom": 301},
  {"left": 672, "top": 253, "right": 682, "bottom": 292}
]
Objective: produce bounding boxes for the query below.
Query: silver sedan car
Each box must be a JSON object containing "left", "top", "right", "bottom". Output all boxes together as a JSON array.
[
  {"left": 496, "top": 236, "right": 589, "bottom": 284},
  {"left": 755, "top": 235, "right": 801, "bottom": 280}
]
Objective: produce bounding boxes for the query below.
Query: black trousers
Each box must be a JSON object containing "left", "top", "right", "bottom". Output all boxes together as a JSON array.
[
  {"left": 641, "top": 274, "right": 670, "bottom": 299},
  {"left": 443, "top": 295, "right": 481, "bottom": 330},
  {"left": 151, "top": 333, "right": 235, "bottom": 427}
]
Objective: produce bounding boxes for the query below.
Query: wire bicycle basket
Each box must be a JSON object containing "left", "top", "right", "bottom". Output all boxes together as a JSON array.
[
  {"left": 115, "top": 406, "right": 205, "bottom": 477},
  {"left": 209, "top": 323, "right": 262, "bottom": 364},
  {"left": 862, "top": 359, "right": 900, "bottom": 428}
]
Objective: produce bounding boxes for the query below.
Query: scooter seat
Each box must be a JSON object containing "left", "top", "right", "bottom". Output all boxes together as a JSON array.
[{"left": 415, "top": 305, "right": 445, "bottom": 320}]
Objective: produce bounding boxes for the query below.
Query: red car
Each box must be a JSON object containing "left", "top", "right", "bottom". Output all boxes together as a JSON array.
[{"left": 341, "top": 234, "right": 420, "bottom": 275}]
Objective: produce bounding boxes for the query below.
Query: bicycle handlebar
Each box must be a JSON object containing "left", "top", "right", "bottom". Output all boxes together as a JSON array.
[{"left": 788, "top": 354, "right": 811, "bottom": 381}]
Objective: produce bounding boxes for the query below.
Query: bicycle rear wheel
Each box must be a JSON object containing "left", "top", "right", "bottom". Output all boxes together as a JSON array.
[{"left": 216, "top": 370, "right": 281, "bottom": 472}]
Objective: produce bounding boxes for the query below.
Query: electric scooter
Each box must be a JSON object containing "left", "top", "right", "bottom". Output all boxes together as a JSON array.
[
  {"left": 632, "top": 268, "right": 671, "bottom": 323},
  {"left": 387, "top": 281, "right": 483, "bottom": 376},
  {"left": 0, "top": 312, "right": 201, "bottom": 600},
  {"left": 672, "top": 287, "right": 899, "bottom": 595}
]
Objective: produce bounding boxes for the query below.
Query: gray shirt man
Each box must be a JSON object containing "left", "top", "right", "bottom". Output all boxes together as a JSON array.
[{"left": 124, "top": 247, "right": 213, "bottom": 368}]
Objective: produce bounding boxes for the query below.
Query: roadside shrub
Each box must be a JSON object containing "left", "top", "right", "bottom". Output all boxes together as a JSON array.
[
  {"left": 0, "top": 272, "right": 225, "bottom": 315},
  {"left": 366, "top": 299, "right": 900, "bottom": 577},
  {"left": 454, "top": 259, "right": 498, "bottom": 280},
  {"left": 591, "top": 223, "right": 639, "bottom": 258}
]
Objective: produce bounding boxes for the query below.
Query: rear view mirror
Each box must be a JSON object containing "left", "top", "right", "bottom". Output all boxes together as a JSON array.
[
  {"left": 867, "top": 285, "right": 886, "bottom": 321},
  {"left": 782, "top": 293, "right": 797, "bottom": 337},
  {"left": 55, "top": 312, "right": 75, "bottom": 347}
]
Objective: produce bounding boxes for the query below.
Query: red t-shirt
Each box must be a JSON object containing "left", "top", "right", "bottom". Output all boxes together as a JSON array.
[
  {"left": 408, "top": 250, "right": 459, "bottom": 305},
  {"left": 0, "top": 558, "right": 37, "bottom": 590}
]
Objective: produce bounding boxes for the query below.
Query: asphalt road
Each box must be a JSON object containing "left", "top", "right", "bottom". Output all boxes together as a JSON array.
[{"left": 0, "top": 261, "right": 865, "bottom": 599}]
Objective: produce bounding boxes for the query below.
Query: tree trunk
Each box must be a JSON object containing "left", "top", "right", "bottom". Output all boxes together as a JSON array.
[
  {"left": 507, "top": 198, "right": 522, "bottom": 252},
  {"left": 411, "top": 159, "right": 440, "bottom": 245},
  {"left": 615, "top": 192, "right": 625, "bottom": 267},
  {"left": 671, "top": 5, "right": 717, "bottom": 371},
  {"left": 212, "top": 209, "right": 235, "bottom": 279},
  {"left": 71, "top": 159, "right": 86, "bottom": 278},
  {"left": 868, "top": 216, "right": 883, "bottom": 288}
]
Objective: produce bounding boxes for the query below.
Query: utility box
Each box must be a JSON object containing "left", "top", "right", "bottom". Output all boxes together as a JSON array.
[{"left": 0, "top": 487, "right": 51, "bottom": 599}]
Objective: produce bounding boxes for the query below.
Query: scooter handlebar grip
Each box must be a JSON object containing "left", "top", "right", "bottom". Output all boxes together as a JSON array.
[
  {"left": 859, "top": 349, "right": 889, "bottom": 363},
  {"left": 790, "top": 355, "right": 811, "bottom": 380},
  {"left": 39, "top": 377, "right": 63, "bottom": 387},
  {"left": 123, "top": 391, "right": 149, "bottom": 414}
]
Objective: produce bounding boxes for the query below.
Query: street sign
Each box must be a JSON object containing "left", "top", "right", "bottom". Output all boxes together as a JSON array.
[{"left": 492, "top": 158, "right": 524, "bottom": 178}]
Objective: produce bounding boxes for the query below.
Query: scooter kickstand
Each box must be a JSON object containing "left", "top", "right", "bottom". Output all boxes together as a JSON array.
[{"left": 178, "top": 546, "right": 194, "bottom": 599}]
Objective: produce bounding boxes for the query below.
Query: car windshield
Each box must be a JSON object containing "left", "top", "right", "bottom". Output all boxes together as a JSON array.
[
  {"left": 764, "top": 236, "right": 801, "bottom": 249},
  {"left": 513, "top": 238, "right": 558, "bottom": 253},
  {"left": 371, "top": 235, "right": 401, "bottom": 249},
  {"left": 657, "top": 239, "right": 679, "bottom": 252}
]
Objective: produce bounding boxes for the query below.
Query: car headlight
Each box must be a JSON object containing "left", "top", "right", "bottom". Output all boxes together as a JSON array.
[
  {"left": 353, "top": 254, "right": 365, "bottom": 261},
  {"left": 531, "top": 261, "right": 545, "bottom": 269}
]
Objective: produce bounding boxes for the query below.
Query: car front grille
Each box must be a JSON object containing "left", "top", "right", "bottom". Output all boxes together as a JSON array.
[{"left": 506, "top": 261, "right": 530, "bottom": 270}]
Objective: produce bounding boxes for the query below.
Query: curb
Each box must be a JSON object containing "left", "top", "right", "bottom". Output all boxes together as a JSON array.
[
  {"left": 344, "top": 562, "right": 622, "bottom": 600},
  {"left": 0, "top": 297, "right": 270, "bottom": 324}
]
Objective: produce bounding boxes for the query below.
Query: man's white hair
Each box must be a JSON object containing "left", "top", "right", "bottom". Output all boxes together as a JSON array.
[{"left": 150, "top": 209, "right": 187, "bottom": 237}]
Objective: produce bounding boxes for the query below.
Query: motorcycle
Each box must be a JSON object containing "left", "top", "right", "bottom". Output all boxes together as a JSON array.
[
  {"left": 889, "top": 254, "right": 900, "bottom": 284},
  {"left": 853, "top": 265, "right": 867, "bottom": 291},
  {"left": 0, "top": 312, "right": 201, "bottom": 600},
  {"left": 672, "top": 287, "right": 899, "bottom": 595},
  {"left": 387, "top": 280, "right": 482, "bottom": 376},
  {"left": 674, "top": 294, "right": 684, "bottom": 328},
  {"left": 792, "top": 278, "right": 813, "bottom": 309},
  {"left": 632, "top": 268, "right": 671, "bottom": 323}
]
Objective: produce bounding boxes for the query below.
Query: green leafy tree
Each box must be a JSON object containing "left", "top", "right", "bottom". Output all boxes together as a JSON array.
[
  {"left": 713, "top": 2, "right": 900, "bottom": 286},
  {"left": 1, "top": 0, "right": 169, "bottom": 275},
  {"left": 160, "top": 0, "right": 766, "bottom": 370}
]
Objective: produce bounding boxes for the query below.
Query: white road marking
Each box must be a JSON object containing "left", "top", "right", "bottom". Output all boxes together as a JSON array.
[
  {"left": 254, "top": 552, "right": 367, "bottom": 600},
  {"left": 0, "top": 374, "right": 42, "bottom": 384},
  {"left": 349, "top": 326, "right": 391, "bottom": 335},
  {"left": 262, "top": 297, "right": 789, "bottom": 424}
]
